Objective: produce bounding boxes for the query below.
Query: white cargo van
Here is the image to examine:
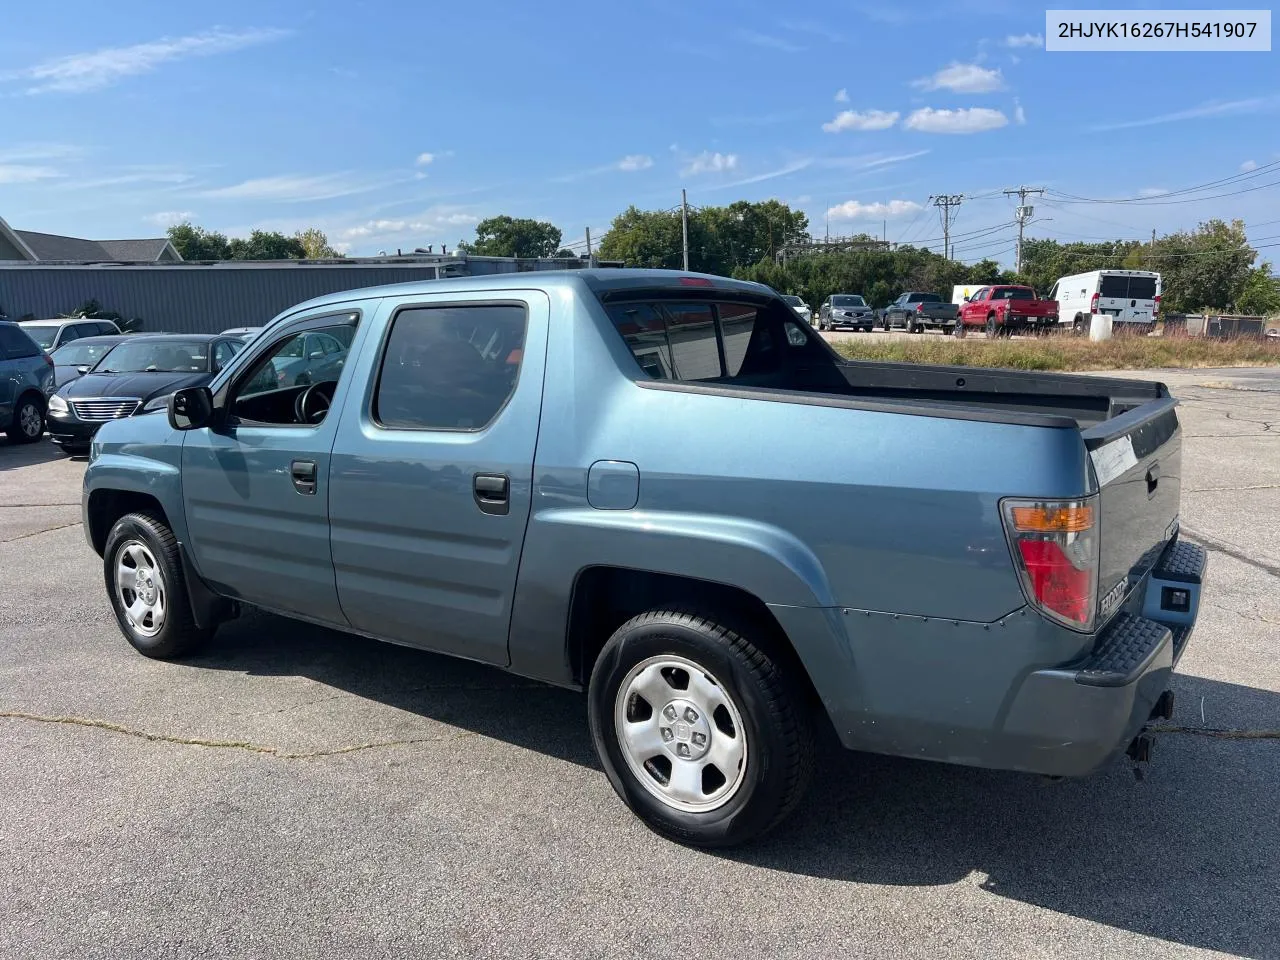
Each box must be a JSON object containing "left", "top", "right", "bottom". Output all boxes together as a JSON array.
[{"left": 1048, "top": 270, "right": 1161, "bottom": 333}]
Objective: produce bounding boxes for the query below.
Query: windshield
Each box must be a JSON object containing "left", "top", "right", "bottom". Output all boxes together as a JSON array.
[
  {"left": 51, "top": 341, "right": 118, "bottom": 366},
  {"left": 93, "top": 340, "right": 211, "bottom": 374},
  {"left": 832, "top": 295, "right": 866, "bottom": 307},
  {"left": 21, "top": 325, "right": 59, "bottom": 350},
  {"left": 782, "top": 296, "right": 805, "bottom": 307},
  {"left": 992, "top": 287, "right": 1035, "bottom": 300}
]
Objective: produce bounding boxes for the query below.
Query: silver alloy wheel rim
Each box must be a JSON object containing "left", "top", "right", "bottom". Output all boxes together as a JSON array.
[
  {"left": 614, "top": 654, "right": 748, "bottom": 814},
  {"left": 19, "top": 403, "right": 41, "bottom": 437},
  {"left": 115, "top": 540, "right": 167, "bottom": 638}
]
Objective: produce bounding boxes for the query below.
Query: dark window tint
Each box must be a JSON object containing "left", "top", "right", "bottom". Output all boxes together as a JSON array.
[
  {"left": 906, "top": 293, "right": 942, "bottom": 303},
  {"left": 1099, "top": 275, "right": 1128, "bottom": 298},
  {"left": 992, "top": 287, "right": 1035, "bottom": 300},
  {"left": 719, "top": 303, "right": 758, "bottom": 376},
  {"left": 375, "top": 304, "right": 526, "bottom": 431},
  {"left": 95, "top": 321, "right": 120, "bottom": 335},
  {"left": 1128, "top": 276, "right": 1158, "bottom": 299},
  {"left": 608, "top": 303, "right": 674, "bottom": 379},
  {"left": 0, "top": 324, "right": 42, "bottom": 359},
  {"left": 213, "top": 340, "right": 241, "bottom": 371},
  {"left": 664, "top": 303, "right": 721, "bottom": 380}
]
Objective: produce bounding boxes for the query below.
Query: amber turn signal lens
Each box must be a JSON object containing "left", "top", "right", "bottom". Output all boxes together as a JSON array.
[{"left": 1010, "top": 505, "right": 1095, "bottom": 533}]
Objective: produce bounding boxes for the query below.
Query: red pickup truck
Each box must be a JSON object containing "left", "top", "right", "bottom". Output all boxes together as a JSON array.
[{"left": 958, "top": 285, "right": 1059, "bottom": 337}]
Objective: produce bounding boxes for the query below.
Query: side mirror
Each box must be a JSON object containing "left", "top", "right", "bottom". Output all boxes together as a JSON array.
[
  {"left": 169, "top": 386, "right": 214, "bottom": 431},
  {"left": 76, "top": 365, "right": 90, "bottom": 374}
]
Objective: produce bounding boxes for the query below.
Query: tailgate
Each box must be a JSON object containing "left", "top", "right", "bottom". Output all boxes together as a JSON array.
[{"left": 1082, "top": 396, "right": 1181, "bottom": 623}]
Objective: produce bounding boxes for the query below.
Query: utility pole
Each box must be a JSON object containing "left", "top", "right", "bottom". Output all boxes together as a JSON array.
[
  {"left": 1151, "top": 227, "right": 1157, "bottom": 246},
  {"left": 928, "top": 194, "right": 964, "bottom": 259},
  {"left": 681, "top": 189, "right": 690, "bottom": 271},
  {"left": 1003, "top": 185, "right": 1044, "bottom": 274},
  {"left": 585, "top": 227, "right": 594, "bottom": 267}
]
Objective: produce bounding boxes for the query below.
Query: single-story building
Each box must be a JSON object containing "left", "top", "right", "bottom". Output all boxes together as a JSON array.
[{"left": 0, "top": 214, "right": 181, "bottom": 263}]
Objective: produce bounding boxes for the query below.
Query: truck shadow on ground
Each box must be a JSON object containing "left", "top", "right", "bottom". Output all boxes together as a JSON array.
[
  {"left": 0, "top": 437, "right": 71, "bottom": 468},
  {"left": 198, "top": 612, "right": 1278, "bottom": 958}
]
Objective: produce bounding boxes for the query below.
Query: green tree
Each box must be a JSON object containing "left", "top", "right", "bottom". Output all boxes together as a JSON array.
[
  {"left": 166, "top": 222, "right": 231, "bottom": 260},
  {"left": 226, "top": 230, "right": 307, "bottom": 260},
  {"left": 294, "top": 227, "right": 344, "bottom": 259},
  {"left": 1235, "top": 263, "right": 1280, "bottom": 316},
  {"left": 1135, "top": 219, "right": 1256, "bottom": 313},
  {"left": 459, "top": 216, "right": 564, "bottom": 258}
]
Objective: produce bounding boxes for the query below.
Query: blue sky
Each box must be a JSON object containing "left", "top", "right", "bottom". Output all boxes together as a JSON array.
[{"left": 1, "top": 0, "right": 1277, "bottom": 265}]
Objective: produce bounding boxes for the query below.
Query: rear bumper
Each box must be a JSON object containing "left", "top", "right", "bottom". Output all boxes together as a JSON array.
[
  {"left": 777, "top": 539, "right": 1207, "bottom": 778},
  {"left": 983, "top": 540, "right": 1206, "bottom": 776}
]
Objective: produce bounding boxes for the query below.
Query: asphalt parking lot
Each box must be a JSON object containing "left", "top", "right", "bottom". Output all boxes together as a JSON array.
[{"left": 2, "top": 367, "right": 1277, "bottom": 959}]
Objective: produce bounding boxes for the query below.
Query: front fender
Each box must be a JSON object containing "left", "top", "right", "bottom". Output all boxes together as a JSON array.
[
  {"left": 83, "top": 449, "right": 186, "bottom": 550},
  {"left": 507, "top": 507, "right": 835, "bottom": 684}
]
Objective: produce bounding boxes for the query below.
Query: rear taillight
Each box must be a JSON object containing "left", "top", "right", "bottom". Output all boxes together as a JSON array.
[
  {"left": 1153, "top": 294, "right": 1161, "bottom": 315},
  {"left": 1090, "top": 292, "right": 1099, "bottom": 313},
  {"left": 678, "top": 277, "right": 714, "bottom": 287},
  {"left": 43, "top": 352, "right": 54, "bottom": 368},
  {"left": 1001, "top": 497, "right": 1099, "bottom": 631}
]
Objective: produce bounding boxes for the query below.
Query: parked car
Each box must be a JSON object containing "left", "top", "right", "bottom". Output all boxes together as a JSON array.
[
  {"left": 46, "top": 334, "right": 246, "bottom": 453},
  {"left": 239, "top": 328, "right": 349, "bottom": 395},
  {"left": 221, "top": 326, "right": 264, "bottom": 342},
  {"left": 0, "top": 321, "right": 55, "bottom": 443},
  {"left": 881, "top": 292, "right": 959, "bottom": 333},
  {"left": 780, "top": 296, "right": 811, "bottom": 324},
  {"left": 1049, "top": 270, "right": 1161, "bottom": 334},
  {"left": 19, "top": 318, "right": 122, "bottom": 353},
  {"left": 958, "top": 285, "right": 1060, "bottom": 338},
  {"left": 818, "top": 294, "right": 875, "bottom": 331},
  {"left": 48, "top": 335, "right": 128, "bottom": 390},
  {"left": 83, "top": 269, "right": 1203, "bottom": 848}
]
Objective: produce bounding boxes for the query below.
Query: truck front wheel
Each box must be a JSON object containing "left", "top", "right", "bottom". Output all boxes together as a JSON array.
[
  {"left": 587, "top": 609, "right": 814, "bottom": 848},
  {"left": 103, "top": 512, "right": 211, "bottom": 659}
]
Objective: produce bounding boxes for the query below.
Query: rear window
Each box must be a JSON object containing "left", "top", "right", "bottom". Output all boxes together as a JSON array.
[
  {"left": 992, "top": 287, "right": 1035, "bottom": 300},
  {"left": 907, "top": 293, "right": 942, "bottom": 303},
  {"left": 0, "top": 324, "right": 42, "bottom": 359},
  {"left": 19, "top": 324, "right": 59, "bottom": 350},
  {"left": 1098, "top": 274, "right": 1158, "bottom": 300},
  {"left": 606, "top": 298, "right": 820, "bottom": 383}
]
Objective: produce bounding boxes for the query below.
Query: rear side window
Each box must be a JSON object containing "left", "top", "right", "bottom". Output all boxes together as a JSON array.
[
  {"left": 375, "top": 304, "right": 527, "bottom": 431},
  {"left": 1128, "top": 276, "right": 1158, "bottom": 299},
  {"left": 607, "top": 298, "right": 817, "bottom": 383},
  {"left": 0, "top": 324, "right": 41, "bottom": 359},
  {"left": 1099, "top": 275, "right": 1128, "bottom": 298}
]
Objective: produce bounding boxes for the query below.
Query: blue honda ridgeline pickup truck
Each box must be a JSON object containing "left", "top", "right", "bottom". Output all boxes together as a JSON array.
[{"left": 83, "top": 269, "right": 1205, "bottom": 847}]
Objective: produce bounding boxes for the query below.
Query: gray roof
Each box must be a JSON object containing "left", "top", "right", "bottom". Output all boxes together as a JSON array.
[{"left": 13, "top": 231, "right": 175, "bottom": 263}]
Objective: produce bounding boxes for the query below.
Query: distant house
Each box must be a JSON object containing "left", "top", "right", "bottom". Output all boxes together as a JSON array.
[{"left": 0, "top": 214, "right": 181, "bottom": 263}]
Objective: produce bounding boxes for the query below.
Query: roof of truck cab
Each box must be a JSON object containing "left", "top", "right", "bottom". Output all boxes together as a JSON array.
[{"left": 281, "top": 268, "right": 774, "bottom": 315}]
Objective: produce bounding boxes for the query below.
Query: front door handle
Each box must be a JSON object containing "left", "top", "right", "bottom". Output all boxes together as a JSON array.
[
  {"left": 473, "top": 473, "right": 509, "bottom": 516},
  {"left": 291, "top": 459, "right": 317, "bottom": 496}
]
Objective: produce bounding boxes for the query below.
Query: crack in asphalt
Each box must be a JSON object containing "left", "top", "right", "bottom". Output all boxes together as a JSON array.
[
  {"left": 0, "top": 711, "right": 476, "bottom": 758},
  {"left": 1182, "top": 529, "right": 1280, "bottom": 580},
  {"left": 1151, "top": 725, "right": 1280, "bottom": 741},
  {"left": 0, "top": 503, "right": 81, "bottom": 508},
  {"left": 0, "top": 521, "right": 83, "bottom": 544}
]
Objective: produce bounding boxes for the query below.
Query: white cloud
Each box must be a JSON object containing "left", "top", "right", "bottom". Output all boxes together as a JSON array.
[
  {"left": 617, "top": 154, "right": 654, "bottom": 172},
  {"left": 732, "top": 29, "right": 804, "bottom": 53},
  {"left": 681, "top": 151, "right": 739, "bottom": 176},
  {"left": 827, "top": 199, "right": 923, "bottom": 220},
  {"left": 338, "top": 211, "right": 481, "bottom": 244},
  {"left": 1005, "top": 33, "right": 1043, "bottom": 48},
  {"left": 200, "top": 173, "right": 398, "bottom": 203},
  {"left": 1241, "top": 159, "right": 1258, "bottom": 172},
  {"left": 822, "top": 109, "right": 899, "bottom": 132},
  {"left": 912, "top": 62, "right": 1004, "bottom": 93},
  {"left": 707, "top": 159, "right": 814, "bottom": 191},
  {"left": 781, "top": 19, "right": 843, "bottom": 42},
  {"left": 1014, "top": 100, "right": 1026, "bottom": 125},
  {"left": 904, "top": 107, "right": 1008, "bottom": 134},
  {"left": 2, "top": 27, "right": 290, "bottom": 94},
  {"left": 835, "top": 87, "right": 849, "bottom": 103},
  {"left": 1009, "top": 54, "right": 1021, "bottom": 65},
  {"left": 415, "top": 153, "right": 435, "bottom": 166},
  {"left": 0, "top": 143, "right": 81, "bottom": 163},
  {"left": 0, "top": 164, "right": 62, "bottom": 184},
  {"left": 66, "top": 170, "right": 193, "bottom": 190},
  {"left": 144, "top": 210, "right": 195, "bottom": 227}
]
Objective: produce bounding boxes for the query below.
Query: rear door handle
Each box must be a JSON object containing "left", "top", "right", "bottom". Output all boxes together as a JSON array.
[
  {"left": 473, "top": 473, "right": 509, "bottom": 516},
  {"left": 291, "top": 459, "right": 317, "bottom": 496}
]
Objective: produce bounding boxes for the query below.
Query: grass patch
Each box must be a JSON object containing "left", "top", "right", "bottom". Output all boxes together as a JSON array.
[{"left": 831, "top": 332, "right": 1280, "bottom": 371}]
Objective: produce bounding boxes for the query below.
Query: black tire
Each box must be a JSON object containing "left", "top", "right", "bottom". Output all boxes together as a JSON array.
[
  {"left": 588, "top": 608, "right": 815, "bottom": 848},
  {"left": 6, "top": 393, "right": 45, "bottom": 444},
  {"left": 103, "top": 511, "right": 211, "bottom": 659},
  {"left": 985, "top": 314, "right": 999, "bottom": 339},
  {"left": 1073, "top": 315, "right": 1087, "bottom": 336}
]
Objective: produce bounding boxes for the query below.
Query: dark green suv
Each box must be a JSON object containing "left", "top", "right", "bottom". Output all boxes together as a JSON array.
[{"left": 0, "top": 321, "right": 55, "bottom": 443}]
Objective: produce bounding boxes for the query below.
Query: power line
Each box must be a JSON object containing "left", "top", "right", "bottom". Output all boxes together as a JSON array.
[
  {"left": 1047, "top": 158, "right": 1280, "bottom": 205},
  {"left": 1003, "top": 185, "right": 1044, "bottom": 273}
]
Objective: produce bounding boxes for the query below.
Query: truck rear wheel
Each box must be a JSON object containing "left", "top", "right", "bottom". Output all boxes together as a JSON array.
[
  {"left": 103, "top": 512, "right": 211, "bottom": 659},
  {"left": 587, "top": 609, "right": 814, "bottom": 848}
]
